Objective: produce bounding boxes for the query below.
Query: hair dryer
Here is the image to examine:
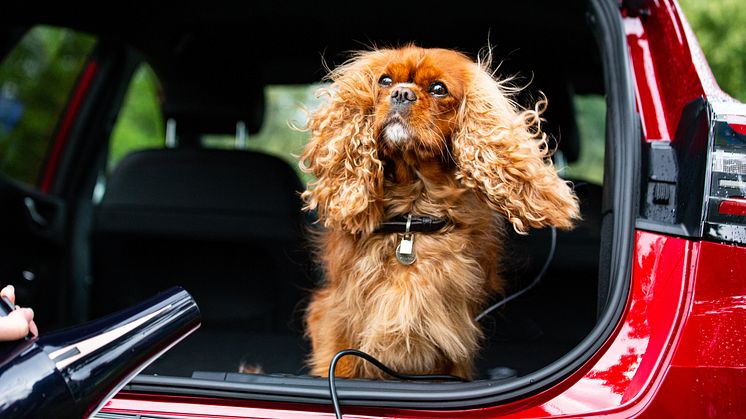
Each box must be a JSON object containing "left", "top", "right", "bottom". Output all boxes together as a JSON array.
[{"left": 0, "top": 286, "right": 200, "bottom": 418}]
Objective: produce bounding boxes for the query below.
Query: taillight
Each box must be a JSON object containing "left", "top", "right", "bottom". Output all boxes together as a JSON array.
[
  {"left": 638, "top": 100, "right": 746, "bottom": 246},
  {"left": 703, "top": 109, "right": 746, "bottom": 244}
]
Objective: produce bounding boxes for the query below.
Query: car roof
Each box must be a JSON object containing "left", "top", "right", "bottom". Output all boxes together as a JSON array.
[
  {"left": 2, "top": 0, "right": 601, "bottom": 151},
  {"left": 3, "top": 0, "right": 602, "bottom": 90}
]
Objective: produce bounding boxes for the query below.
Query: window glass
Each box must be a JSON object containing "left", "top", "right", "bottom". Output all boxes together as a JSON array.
[
  {"left": 201, "top": 84, "right": 319, "bottom": 182},
  {"left": 113, "top": 83, "right": 606, "bottom": 186},
  {"left": 205, "top": 87, "right": 607, "bottom": 186},
  {"left": 563, "top": 95, "right": 606, "bottom": 185},
  {"left": 108, "top": 63, "right": 164, "bottom": 170},
  {"left": 0, "top": 26, "right": 95, "bottom": 187},
  {"left": 108, "top": 77, "right": 317, "bottom": 180}
]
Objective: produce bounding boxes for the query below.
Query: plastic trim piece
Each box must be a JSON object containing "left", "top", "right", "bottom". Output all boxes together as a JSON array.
[{"left": 637, "top": 98, "right": 710, "bottom": 238}]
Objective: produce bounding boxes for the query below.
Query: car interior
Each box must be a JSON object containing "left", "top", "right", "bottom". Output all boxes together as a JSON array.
[{"left": 1, "top": 0, "right": 632, "bottom": 407}]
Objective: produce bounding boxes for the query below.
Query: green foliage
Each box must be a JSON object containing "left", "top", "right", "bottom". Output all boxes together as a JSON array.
[
  {"left": 108, "top": 65, "right": 164, "bottom": 170},
  {"left": 109, "top": 72, "right": 318, "bottom": 181},
  {"left": 0, "top": 27, "right": 94, "bottom": 185},
  {"left": 239, "top": 85, "right": 316, "bottom": 180},
  {"left": 679, "top": 0, "right": 746, "bottom": 101},
  {"left": 201, "top": 85, "right": 318, "bottom": 182},
  {"left": 222, "top": 88, "right": 608, "bottom": 186},
  {"left": 565, "top": 95, "right": 606, "bottom": 185}
]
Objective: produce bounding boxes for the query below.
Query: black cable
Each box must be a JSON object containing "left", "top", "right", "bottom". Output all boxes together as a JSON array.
[
  {"left": 328, "top": 349, "right": 466, "bottom": 419},
  {"left": 475, "top": 226, "right": 557, "bottom": 322},
  {"left": 328, "top": 225, "right": 558, "bottom": 417}
]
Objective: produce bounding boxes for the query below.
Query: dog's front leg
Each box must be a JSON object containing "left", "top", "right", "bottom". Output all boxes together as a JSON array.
[{"left": 306, "top": 288, "right": 363, "bottom": 377}]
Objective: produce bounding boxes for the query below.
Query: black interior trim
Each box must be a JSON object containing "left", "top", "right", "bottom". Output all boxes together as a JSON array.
[
  {"left": 636, "top": 97, "right": 710, "bottom": 238},
  {"left": 60, "top": 40, "right": 141, "bottom": 326},
  {"left": 51, "top": 40, "right": 140, "bottom": 198},
  {"left": 123, "top": 0, "right": 639, "bottom": 409},
  {"left": 0, "top": 25, "right": 28, "bottom": 61}
]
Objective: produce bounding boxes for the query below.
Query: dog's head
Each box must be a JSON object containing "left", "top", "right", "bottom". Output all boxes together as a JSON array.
[
  {"left": 300, "top": 46, "right": 579, "bottom": 235},
  {"left": 369, "top": 47, "right": 467, "bottom": 161}
]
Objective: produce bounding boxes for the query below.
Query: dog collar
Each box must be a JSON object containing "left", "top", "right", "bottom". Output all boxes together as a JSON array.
[
  {"left": 376, "top": 214, "right": 450, "bottom": 266},
  {"left": 374, "top": 214, "right": 449, "bottom": 234}
]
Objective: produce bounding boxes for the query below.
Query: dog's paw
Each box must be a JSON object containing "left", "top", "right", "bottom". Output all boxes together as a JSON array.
[{"left": 238, "top": 361, "right": 264, "bottom": 375}]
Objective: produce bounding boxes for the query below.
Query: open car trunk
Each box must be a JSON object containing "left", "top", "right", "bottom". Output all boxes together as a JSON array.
[
  {"left": 108, "top": 0, "right": 636, "bottom": 409},
  {"left": 2, "top": 0, "right": 638, "bottom": 411}
]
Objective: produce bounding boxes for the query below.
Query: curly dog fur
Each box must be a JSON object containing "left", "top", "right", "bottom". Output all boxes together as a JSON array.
[{"left": 299, "top": 46, "right": 579, "bottom": 379}]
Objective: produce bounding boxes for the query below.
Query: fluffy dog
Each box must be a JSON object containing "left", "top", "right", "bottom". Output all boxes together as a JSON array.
[{"left": 299, "top": 46, "right": 579, "bottom": 379}]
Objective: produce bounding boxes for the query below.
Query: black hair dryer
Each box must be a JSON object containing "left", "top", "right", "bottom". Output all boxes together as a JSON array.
[{"left": 0, "top": 286, "right": 200, "bottom": 418}]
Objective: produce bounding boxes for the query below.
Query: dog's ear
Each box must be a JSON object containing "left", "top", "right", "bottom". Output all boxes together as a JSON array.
[
  {"left": 299, "top": 53, "right": 384, "bottom": 235},
  {"left": 452, "top": 64, "right": 580, "bottom": 234}
]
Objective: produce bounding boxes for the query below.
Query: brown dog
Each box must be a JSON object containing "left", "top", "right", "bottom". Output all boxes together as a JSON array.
[{"left": 299, "top": 46, "right": 579, "bottom": 379}]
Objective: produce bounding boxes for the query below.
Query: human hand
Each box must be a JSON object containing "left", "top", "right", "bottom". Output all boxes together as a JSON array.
[{"left": 0, "top": 285, "right": 39, "bottom": 341}]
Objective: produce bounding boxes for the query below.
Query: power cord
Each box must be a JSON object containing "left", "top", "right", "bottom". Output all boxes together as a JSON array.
[
  {"left": 475, "top": 226, "right": 557, "bottom": 322},
  {"left": 328, "top": 226, "right": 557, "bottom": 418},
  {"left": 328, "top": 349, "right": 466, "bottom": 419}
]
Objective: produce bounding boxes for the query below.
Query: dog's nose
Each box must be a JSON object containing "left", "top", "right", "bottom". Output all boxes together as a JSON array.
[{"left": 390, "top": 86, "right": 417, "bottom": 105}]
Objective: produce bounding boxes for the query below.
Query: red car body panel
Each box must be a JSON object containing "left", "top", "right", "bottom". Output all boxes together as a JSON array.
[
  {"left": 625, "top": 0, "right": 737, "bottom": 143},
  {"left": 643, "top": 241, "right": 746, "bottom": 418},
  {"left": 101, "top": 1, "right": 746, "bottom": 417}
]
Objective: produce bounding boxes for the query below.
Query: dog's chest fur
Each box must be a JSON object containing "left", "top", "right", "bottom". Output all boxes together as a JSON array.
[{"left": 312, "top": 159, "right": 505, "bottom": 377}]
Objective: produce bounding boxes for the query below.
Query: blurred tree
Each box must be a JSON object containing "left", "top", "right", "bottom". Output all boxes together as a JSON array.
[
  {"left": 244, "top": 85, "right": 316, "bottom": 182},
  {"left": 201, "top": 85, "right": 317, "bottom": 182},
  {"left": 565, "top": 95, "right": 606, "bottom": 184},
  {"left": 108, "top": 64, "right": 164, "bottom": 170},
  {"left": 0, "top": 26, "right": 95, "bottom": 186},
  {"left": 679, "top": 0, "right": 746, "bottom": 102}
]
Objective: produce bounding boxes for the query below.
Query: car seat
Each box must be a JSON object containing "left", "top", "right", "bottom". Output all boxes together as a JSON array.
[{"left": 91, "top": 148, "right": 313, "bottom": 374}]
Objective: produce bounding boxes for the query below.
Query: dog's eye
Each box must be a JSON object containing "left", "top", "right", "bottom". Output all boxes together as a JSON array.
[
  {"left": 429, "top": 82, "right": 448, "bottom": 97},
  {"left": 379, "top": 75, "right": 393, "bottom": 87}
]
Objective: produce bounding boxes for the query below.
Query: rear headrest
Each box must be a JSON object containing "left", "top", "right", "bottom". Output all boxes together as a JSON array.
[
  {"left": 97, "top": 149, "right": 304, "bottom": 240},
  {"left": 162, "top": 80, "right": 265, "bottom": 135}
]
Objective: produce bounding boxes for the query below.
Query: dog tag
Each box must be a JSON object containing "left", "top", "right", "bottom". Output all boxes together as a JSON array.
[
  {"left": 395, "top": 214, "right": 416, "bottom": 265},
  {"left": 396, "top": 234, "right": 416, "bottom": 265}
]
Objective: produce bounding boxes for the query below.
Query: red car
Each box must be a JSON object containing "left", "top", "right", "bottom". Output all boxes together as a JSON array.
[{"left": 0, "top": 0, "right": 743, "bottom": 417}]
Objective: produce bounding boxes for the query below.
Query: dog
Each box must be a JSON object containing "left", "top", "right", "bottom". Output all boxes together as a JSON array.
[{"left": 299, "top": 45, "right": 580, "bottom": 379}]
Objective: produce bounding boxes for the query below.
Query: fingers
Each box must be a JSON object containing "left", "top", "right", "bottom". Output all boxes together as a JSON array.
[
  {"left": 0, "top": 285, "right": 39, "bottom": 340},
  {"left": 0, "top": 308, "right": 33, "bottom": 341},
  {"left": 18, "top": 307, "right": 38, "bottom": 337},
  {"left": 0, "top": 285, "right": 16, "bottom": 305}
]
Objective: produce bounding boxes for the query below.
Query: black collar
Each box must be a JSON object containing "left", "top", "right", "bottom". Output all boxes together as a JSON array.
[{"left": 374, "top": 214, "right": 450, "bottom": 234}]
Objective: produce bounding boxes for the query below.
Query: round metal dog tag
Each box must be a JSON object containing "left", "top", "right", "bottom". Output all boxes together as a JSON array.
[{"left": 396, "top": 242, "right": 416, "bottom": 265}]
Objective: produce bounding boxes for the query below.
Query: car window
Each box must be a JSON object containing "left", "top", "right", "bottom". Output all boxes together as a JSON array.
[
  {"left": 201, "top": 84, "right": 319, "bottom": 182},
  {"left": 563, "top": 94, "right": 606, "bottom": 185},
  {"left": 107, "top": 63, "right": 164, "bottom": 171},
  {"left": 108, "top": 79, "right": 317, "bottom": 181},
  {"left": 0, "top": 25, "right": 95, "bottom": 187},
  {"left": 107, "top": 83, "right": 604, "bottom": 185}
]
